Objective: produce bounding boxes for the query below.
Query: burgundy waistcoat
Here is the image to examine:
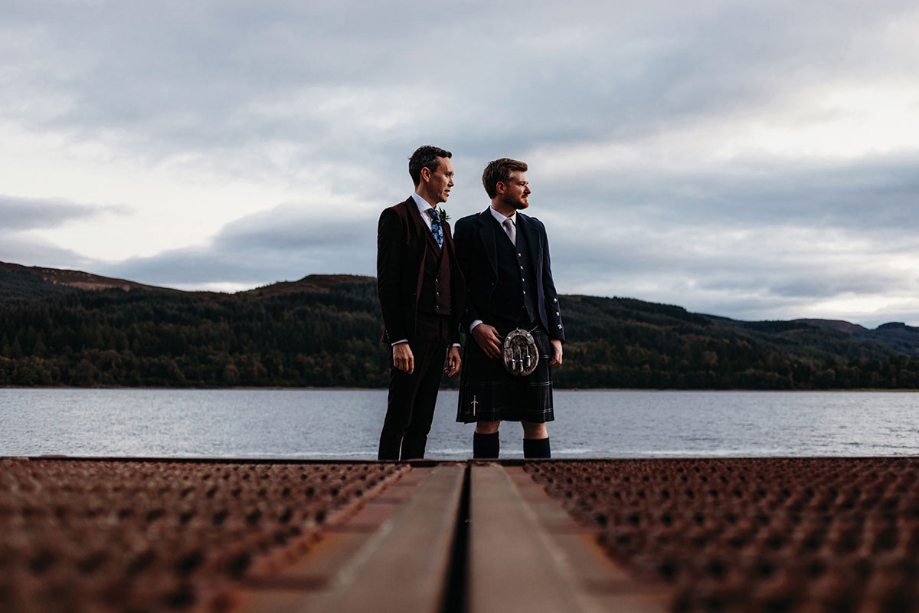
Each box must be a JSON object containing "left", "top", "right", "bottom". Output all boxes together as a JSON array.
[{"left": 417, "top": 233, "right": 452, "bottom": 316}]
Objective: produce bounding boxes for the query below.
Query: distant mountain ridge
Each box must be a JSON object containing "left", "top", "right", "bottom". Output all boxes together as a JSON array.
[
  {"left": 792, "top": 319, "right": 868, "bottom": 334},
  {"left": 0, "top": 260, "right": 371, "bottom": 300},
  {"left": 791, "top": 318, "right": 919, "bottom": 356},
  {"left": 243, "top": 274, "right": 376, "bottom": 297},
  {"left": 0, "top": 261, "right": 166, "bottom": 293},
  {"left": 1, "top": 260, "right": 918, "bottom": 390},
  {"left": 2, "top": 260, "right": 915, "bottom": 356},
  {"left": 0, "top": 265, "right": 77, "bottom": 300}
]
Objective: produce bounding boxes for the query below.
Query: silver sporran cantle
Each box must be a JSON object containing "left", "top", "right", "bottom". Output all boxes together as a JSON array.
[{"left": 502, "top": 328, "right": 539, "bottom": 376}]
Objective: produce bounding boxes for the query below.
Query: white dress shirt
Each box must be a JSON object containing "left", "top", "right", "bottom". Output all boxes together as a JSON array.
[
  {"left": 412, "top": 192, "right": 439, "bottom": 232},
  {"left": 489, "top": 206, "right": 517, "bottom": 234}
]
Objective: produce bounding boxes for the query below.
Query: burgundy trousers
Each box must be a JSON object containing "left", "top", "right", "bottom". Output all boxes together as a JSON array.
[{"left": 378, "top": 313, "right": 451, "bottom": 460}]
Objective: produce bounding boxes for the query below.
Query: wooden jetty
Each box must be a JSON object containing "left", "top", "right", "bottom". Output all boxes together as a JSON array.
[{"left": 2, "top": 457, "right": 919, "bottom": 612}]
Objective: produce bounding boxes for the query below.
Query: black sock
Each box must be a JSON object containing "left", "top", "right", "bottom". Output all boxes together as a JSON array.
[
  {"left": 473, "top": 432, "right": 500, "bottom": 459},
  {"left": 523, "top": 438, "right": 551, "bottom": 459}
]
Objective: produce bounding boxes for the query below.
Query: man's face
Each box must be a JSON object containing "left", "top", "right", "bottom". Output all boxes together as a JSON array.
[
  {"left": 423, "top": 157, "right": 455, "bottom": 204},
  {"left": 500, "top": 171, "right": 530, "bottom": 210}
]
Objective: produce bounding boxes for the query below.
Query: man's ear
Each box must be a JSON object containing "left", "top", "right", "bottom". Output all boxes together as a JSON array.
[
  {"left": 420, "top": 166, "right": 432, "bottom": 183},
  {"left": 495, "top": 181, "right": 506, "bottom": 195}
]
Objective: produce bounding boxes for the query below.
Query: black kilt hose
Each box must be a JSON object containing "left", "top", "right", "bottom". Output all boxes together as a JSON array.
[{"left": 456, "top": 323, "right": 554, "bottom": 424}]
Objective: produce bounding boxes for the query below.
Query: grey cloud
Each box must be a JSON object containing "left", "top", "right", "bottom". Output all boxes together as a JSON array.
[
  {"left": 554, "top": 256, "right": 918, "bottom": 327},
  {"left": 6, "top": 0, "right": 914, "bottom": 162},
  {"left": 101, "top": 247, "right": 276, "bottom": 287},
  {"left": 533, "top": 153, "right": 919, "bottom": 236},
  {"left": 693, "top": 266, "right": 908, "bottom": 300},
  {"left": 100, "top": 202, "right": 377, "bottom": 287},
  {"left": 696, "top": 158, "right": 919, "bottom": 232},
  {"left": 0, "top": 195, "right": 125, "bottom": 231},
  {"left": 216, "top": 205, "right": 371, "bottom": 251},
  {"left": 4, "top": 0, "right": 919, "bottom": 326},
  {"left": 0, "top": 235, "right": 94, "bottom": 270},
  {"left": 546, "top": 213, "right": 919, "bottom": 324},
  {"left": 101, "top": 241, "right": 373, "bottom": 288},
  {"left": 769, "top": 275, "right": 898, "bottom": 299},
  {"left": 3, "top": 0, "right": 914, "bottom": 228}
]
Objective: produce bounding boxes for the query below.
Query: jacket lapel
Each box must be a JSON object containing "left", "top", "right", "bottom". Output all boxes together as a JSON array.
[
  {"left": 477, "top": 208, "right": 499, "bottom": 278},
  {"left": 442, "top": 215, "right": 456, "bottom": 260},
  {"left": 404, "top": 197, "right": 427, "bottom": 242},
  {"left": 517, "top": 213, "right": 542, "bottom": 276},
  {"left": 402, "top": 197, "right": 429, "bottom": 299}
]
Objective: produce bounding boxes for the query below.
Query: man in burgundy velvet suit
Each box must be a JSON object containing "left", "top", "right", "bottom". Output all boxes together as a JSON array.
[{"left": 376, "top": 145, "right": 464, "bottom": 460}]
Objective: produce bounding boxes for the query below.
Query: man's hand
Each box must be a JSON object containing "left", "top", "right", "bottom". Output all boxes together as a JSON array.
[
  {"left": 393, "top": 343, "right": 414, "bottom": 374},
  {"left": 549, "top": 340, "right": 563, "bottom": 366},
  {"left": 472, "top": 324, "right": 503, "bottom": 359},
  {"left": 444, "top": 346, "right": 462, "bottom": 376}
]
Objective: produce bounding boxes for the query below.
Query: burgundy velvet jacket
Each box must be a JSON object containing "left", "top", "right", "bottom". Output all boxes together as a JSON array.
[{"left": 376, "top": 197, "right": 464, "bottom": 346}]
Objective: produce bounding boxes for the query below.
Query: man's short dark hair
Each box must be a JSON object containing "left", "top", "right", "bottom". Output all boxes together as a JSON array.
[
  {"left": 482, "top": 158, "right": 528, "bottom": 199},
  {"left": 409, "top": 145, "right": 452, "bottom": 186}
]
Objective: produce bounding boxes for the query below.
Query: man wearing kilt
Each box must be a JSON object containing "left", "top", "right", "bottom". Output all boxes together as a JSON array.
[{"left": 453, "top": 158, "right": 565, "bottom": 459}]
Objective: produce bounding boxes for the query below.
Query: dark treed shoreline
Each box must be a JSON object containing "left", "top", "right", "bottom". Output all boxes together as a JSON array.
[
  {"left": 2, "top": 270, "right": 919, "bottom": 390},
  {"left": 3, "top": 386, "right": 919, "bottom": 393}
]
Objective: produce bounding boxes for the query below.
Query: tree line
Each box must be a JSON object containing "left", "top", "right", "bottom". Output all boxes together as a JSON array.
[{"left": 1, "top": 282, "right": 918, "bottom": 389}]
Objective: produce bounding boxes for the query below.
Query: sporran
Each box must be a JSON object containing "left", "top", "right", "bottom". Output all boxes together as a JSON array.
[{"left": 502, "top": 328, "right": 539, "bottom": 376}]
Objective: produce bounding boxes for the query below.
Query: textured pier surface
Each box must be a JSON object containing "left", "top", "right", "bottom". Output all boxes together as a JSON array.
[
  {"left": 528, "top": 458, "right": 919, "bottom": 612},
  {"left": 0, "top": 459, "right": 408, "bottom": 612},
  {"left": 2, "top": 457, "right": 919, "bottom": 612}
]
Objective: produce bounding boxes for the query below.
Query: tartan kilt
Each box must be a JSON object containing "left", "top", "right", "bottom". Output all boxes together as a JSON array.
[{"left": 456, "top": 325, "right": 554, "bottom": 423}]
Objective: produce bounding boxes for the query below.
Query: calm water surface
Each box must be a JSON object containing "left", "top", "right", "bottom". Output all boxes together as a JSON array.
[{"left": 0, "top": 389, "right": 917, "bottom": 460}]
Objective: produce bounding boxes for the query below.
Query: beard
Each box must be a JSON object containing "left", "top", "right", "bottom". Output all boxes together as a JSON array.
[{"left": 502, "top": 195, "right": 528, "bottom": 210}]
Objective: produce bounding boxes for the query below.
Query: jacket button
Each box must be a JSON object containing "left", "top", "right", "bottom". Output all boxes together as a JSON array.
[
  {"left": 553, "top": 298, "right": 557, "bottom": 303},
  {"left": 518, "top": 253, "right": 522, "bottom": 257},
  {"left": 435, "top": 305, "right": 439, "bottom": 310},
  {"left": 558, "top": 324, "right": 562, "bottom": 329},
  {"left": 522, "top": 291, "right": 526, "bottom": 295},
  {"left": 556, "top": 311, "right": 560, "bottom": 316},
  {"left": 521, "top": 278, "right": 525, "bottom": 282}
]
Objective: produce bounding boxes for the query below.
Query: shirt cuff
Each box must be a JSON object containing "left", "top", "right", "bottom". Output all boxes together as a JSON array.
[
  {"left": 452, "top": 343, "right": 461, "bottom": 348},
  {"left": 469, "top": 320, "right": 484, "bottom": 334},
  {"left": 391, "top": 339, "right": 408, "bottom": 346}
]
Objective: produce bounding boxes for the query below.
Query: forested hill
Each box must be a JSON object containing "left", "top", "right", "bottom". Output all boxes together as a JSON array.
[{"left": 1, "top": 266, "right": 918, "bottom": 389}]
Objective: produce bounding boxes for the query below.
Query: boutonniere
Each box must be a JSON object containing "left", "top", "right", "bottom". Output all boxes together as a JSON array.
[{"left": 439, "top": 208, "right": 450, "bottom": 224}]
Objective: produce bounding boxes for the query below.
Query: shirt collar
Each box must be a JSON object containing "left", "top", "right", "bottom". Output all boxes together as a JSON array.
[
  {"left": 411, "top": 192, "right": 437, "bottom": 216},
  {"left": 489, "top": 206, "right": 516, "bottom": 226}
]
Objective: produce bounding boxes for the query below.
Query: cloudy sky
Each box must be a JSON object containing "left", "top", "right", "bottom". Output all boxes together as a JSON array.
[{"left": 2, "top": 0, "right": 919, "bottom": 327}]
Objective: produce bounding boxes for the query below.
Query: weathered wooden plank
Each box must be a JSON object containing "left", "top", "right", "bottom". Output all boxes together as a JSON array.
[
  {"left": 468, "top": 463, "right": 584, "bottom": 612},
  {"left": 325, "top": 463, "right": 464, "bottom": 612},
  {"left": 468, "top": 464, "right": 671, "bottom": 613},
  {"left": 235, "top": 463, "right": 465, "bottom": 613}
]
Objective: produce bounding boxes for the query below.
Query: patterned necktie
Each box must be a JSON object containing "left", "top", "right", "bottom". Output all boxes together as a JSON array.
[
  {"left": 427, "top": 208, "right": 444, "bottom": 248},
  {"left": 502, "top": 217, "right": 516, "bottom": 245}
]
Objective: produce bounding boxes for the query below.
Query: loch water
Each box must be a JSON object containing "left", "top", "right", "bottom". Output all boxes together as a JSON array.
[{"left": 1, "top": 389, "right": 917, "bottom": 460}]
